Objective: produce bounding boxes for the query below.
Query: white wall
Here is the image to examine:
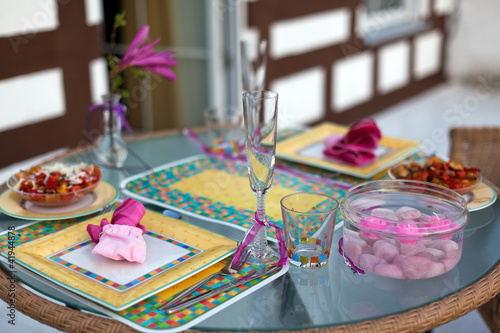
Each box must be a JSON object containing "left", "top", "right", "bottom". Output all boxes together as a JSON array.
[
  {"left": 0, "top": 0, "right": 105, "bottom": 134},
  {"left": 447, "top": 0, "right": 500, "bottom": 82}
]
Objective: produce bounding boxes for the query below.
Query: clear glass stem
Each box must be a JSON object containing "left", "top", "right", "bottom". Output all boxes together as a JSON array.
[{"left": 250, "top": 194, "right": 274, "bottom": 259}]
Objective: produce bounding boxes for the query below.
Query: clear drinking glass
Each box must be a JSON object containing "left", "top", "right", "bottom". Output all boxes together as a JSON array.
[
  {"left": 203, "top": 107, "right": 242, "bottom": 155},
  {"left": 242, "top": 90, "right": 278, "bottom": 260},
  {"left": 281, "top": 192, "right": 339, "bottom": 268}
]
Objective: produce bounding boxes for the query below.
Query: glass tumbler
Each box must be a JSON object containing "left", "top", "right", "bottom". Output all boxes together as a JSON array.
[{"left": 281, "top": 192, "right": 339, "bottom": 268}]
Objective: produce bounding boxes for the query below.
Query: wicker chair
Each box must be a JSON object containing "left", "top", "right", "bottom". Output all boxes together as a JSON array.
[
  {"left": 450, "top": 127, "right": 500, "bottom": 332},
  {"left": 450, "top": 127, "right": 500, "bottom": 186}
]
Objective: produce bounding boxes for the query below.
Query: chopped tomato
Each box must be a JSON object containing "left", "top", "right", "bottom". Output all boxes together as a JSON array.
[
  {"left": 45, "top": 176, "right": 58, "bottom": 190},
  {"left": 391, "top": 157, "right": 480, "bottom": 190}
]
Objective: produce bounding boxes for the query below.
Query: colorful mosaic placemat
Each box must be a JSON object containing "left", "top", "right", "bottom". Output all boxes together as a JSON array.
[
  {"left": 276, "top": 122, "right": 421, "bottom": 179},
  {"left": 47, "top": 231, "right": 204, "bottom": 292},
  {"left": 0, "top": 218, "right": 288, "bottom": 332},
  {"left": 77, "top": 259, "right": 288, "bottom": 332},
  {"left": 1, "top": 209, "right": 236, "bottom": 311},
  {"left": 121, "top": 155, "right": 351, "bottom": 240}
]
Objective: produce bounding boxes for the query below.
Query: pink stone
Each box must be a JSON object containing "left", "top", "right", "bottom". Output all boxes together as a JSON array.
[
  {"left": 362, "top": 246, "right": 374, "bottom": 255},
  {"left": 441, "top": 258, "right": 460, "bottom": 272},
  {"left": 373, "top": 240, "right": 400, "bottom": 263},
  {"left": 401, "top": 256, "right": 432, "bottom": 279},
  {"left": 427, "top": 239, "right": 460, "bottom": 253},
  {"left": 416, "top": 248, "right": 445, "bottom": 261},
  {"left": 374, "top": 263, "right": 405, "bottom": 279},
  {"left": 424, "top": 262, "right": 445, "bottom": 278},
  {"left": 359, "top": 232, "right": 377, "bottom": 246},
  {"left": 400, "top": 242, "right": 426, "bottom": 256},
  {"left": 417, "top": 213, "right": 431, "bottom": 222},
  {"left": 344, "top": 241, "right": 363, "bottom": 265},
  {"left": 421, "top": 239, "right": 432, "bottom": 246},
  {"left": 359, "top": 254, "right": 387, "bottom": 273},
  {"left": 344, "top": 228, "right": 361, "bottom": 239},
  {"left": 443, "top": 248, "right": 461, "bottom": 260},
  {"left": 345, "top": 231, "right": 368, "bottom": 248},
  {"left": 393, "top": 254, "right": 406, "bottom": 265},
  {"left": 395, "top": 206, "right": 422, "bottom": 220},
  {"left": 382, "top": 237, "right": 398, "bottom": 246},
  {"left": 371, "top": 208, "right": 398, "bottom": 221}
]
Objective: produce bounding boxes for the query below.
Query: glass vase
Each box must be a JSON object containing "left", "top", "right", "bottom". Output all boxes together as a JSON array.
[{"left": 94, "top": 94, "right": 128, "bottom": 168}]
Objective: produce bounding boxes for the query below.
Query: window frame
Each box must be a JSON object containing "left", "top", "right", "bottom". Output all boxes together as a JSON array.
[{"left": 358, "top": 0, "right": 428, "bottom": 45}]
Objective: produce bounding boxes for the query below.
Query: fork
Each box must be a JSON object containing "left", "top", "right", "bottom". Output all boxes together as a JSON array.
[
  {"left": 98, "top": 202, "right": 115, "bottom": 216},
  {"left": 159, "top": 247, "right": 250, "bottom": 311}
]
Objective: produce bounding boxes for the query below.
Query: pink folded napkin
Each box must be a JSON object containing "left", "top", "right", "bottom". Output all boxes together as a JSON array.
[
  {"left": 323, "top": 119, "right": 382, "bottom": 166},
  {"left": 87, "top": 198, "right": 147, "bottom": 263}
]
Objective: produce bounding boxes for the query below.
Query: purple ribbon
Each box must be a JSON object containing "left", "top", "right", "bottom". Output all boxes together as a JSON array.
[
  {"left": 338, "top": 237, "right": 365, "bottom": 274},
  {"left": 231, "top": 212, "right": 288, "bottom": 267},
  {"left": 88, "top": 102, "right": 133, "bottom": 133}
]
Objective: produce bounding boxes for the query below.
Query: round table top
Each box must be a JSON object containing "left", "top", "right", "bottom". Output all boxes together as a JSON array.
[{"left": 1, "top": 130, "right": 499, "bottom": 332}]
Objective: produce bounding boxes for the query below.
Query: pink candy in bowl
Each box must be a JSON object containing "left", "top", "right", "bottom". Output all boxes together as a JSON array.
[{"left": 341, "top": 180, "right": 470, "bottom": 280}]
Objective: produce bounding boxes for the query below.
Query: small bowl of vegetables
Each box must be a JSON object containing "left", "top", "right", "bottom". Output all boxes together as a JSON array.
[
  {"left": 7, "top": 163, "right": 101, "bottom": 207},
  {"left": 388, "top": 156, "right": 481, "bottom": 196}
]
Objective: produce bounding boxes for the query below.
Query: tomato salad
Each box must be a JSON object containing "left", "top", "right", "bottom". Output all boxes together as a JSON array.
[
  {"left": 11, "top": 163, "right": 101, "bottom": 206},
  {"left": 390, "top": 156, "right": 480, "bottom": 192}
]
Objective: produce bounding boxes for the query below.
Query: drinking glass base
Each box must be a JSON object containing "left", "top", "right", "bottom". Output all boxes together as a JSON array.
[{"left": 249, "top": 245, "right": 278, "bottom": 265}]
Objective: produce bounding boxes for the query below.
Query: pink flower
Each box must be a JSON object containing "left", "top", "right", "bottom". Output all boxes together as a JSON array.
[
  {"left": 359, "top": 217, "right": 388, "bottom": 239},
  {"left": 426, "top": 215, "right": 460, "bottom": 240},
  {"left": 118, "top": 26, "right": 177, "bottom": 81},
  {"left": 395, "top": 222, "right": 423, "bottom": 244}
]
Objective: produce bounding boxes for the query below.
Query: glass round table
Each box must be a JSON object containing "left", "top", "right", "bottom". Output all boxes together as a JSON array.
[{"left": 0, "top": 131, "right": 499, "bottom": 332}]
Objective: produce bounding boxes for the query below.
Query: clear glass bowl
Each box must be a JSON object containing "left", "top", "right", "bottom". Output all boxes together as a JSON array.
[
  {"left": 341, "top": 180, "right": 470, "bottom": 280},
  {"left": 7, "top": 174, "right": 100, "bottom": 207}
]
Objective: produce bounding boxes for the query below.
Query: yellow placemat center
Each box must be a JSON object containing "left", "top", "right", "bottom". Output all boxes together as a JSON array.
[{"left": 169, "top": 169, "right": 294, "bottom": 221}]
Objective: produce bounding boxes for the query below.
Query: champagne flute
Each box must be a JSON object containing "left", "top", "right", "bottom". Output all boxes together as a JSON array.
[{"left": 242, "top": 90, "right": 278, "bottom": 260}]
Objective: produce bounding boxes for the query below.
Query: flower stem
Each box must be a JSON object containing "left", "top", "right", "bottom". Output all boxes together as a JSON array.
[{"left": 108, "top": 24, "right": 119, "bottom": 94}]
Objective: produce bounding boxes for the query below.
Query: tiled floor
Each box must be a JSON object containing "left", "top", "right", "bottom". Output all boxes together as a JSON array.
[{"left": 1, "top": 82, "right": 498, "bottom": 332}]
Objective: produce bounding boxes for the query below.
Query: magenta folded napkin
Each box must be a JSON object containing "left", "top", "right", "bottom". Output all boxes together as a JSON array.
[
  {"left": 323, "top": 119, "right": 382, "bottom": 166},
  {"left": 87, "top": 198, "right": 147, "bottom": 263}
]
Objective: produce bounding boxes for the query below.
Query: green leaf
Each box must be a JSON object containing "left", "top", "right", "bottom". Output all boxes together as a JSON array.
[
  {"left": 120, "top": 90, "right": 130, "bottom": 98},
  {"left": 107, "top": 54, "right": 116, "bottom": 70},
  {"left": 131, "top": 67, "right": 143, "bottom": 79},
  {"left": 114, "top": 10, "right": 127, "bottom": 28},
  {"left": 113, "top": 74, "right": 124, "bottom": 91}
]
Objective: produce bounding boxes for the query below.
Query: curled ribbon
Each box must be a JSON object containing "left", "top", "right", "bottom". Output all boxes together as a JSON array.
[
  {"left": 231, "top": 212, "right": 288, "bottom": 267},
  {"left": 87, "top": 102, "right": 133, "bottom": 138}
]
